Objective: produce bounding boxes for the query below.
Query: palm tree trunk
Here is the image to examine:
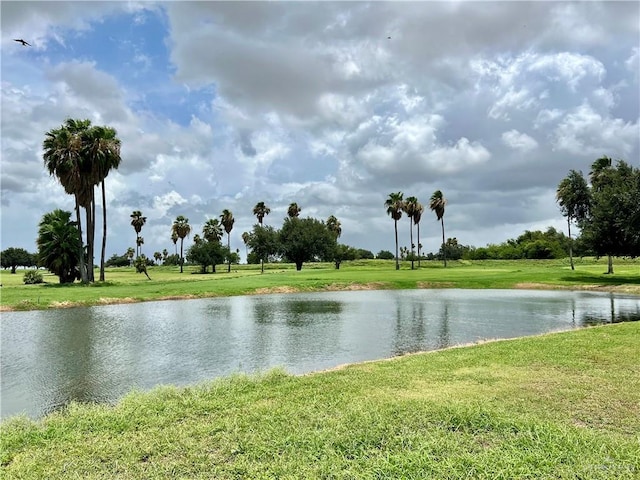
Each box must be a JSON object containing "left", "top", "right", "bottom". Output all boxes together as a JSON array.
[
  {"left": 567, "top": 218, "right": 574, "bottom": 270},
  {"left": 100, "top": 181, "right": 107, "bottom": 281},
  {"left": 74, "top": 196, "right": 88, "bottom": 284},
  {"left": 441, "top": 218, "right": 447, "bottom": 268},
  {"left": 607, "top": 254, "right": 613, "bottom": 274},
  {"left": 394, "top": 219, "right": 399, "bottom": 270},
  {"left": 227, "top": 235, "right": 231, "bottom": 273},
  {"left": 180, "top": 239, "right": 184, "bottom": 273},
  {"left": 261, "top": 258, "right": 264, "bottom": 274},
  {"left": 417, "top": 222, "right": 421, "bottom": 268}
]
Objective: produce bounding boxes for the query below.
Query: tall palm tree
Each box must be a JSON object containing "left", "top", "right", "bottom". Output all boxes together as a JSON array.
[
  {"left": 413, "top": 202, "right": 424, "bottom": 268},
  {"left": 171, "top": 231, "right": 179, "bottom": 255},
  {"left": 556, "top": 170, "right": 590, "bottom": 270},
  {"left": 429, "top": 190, "right": 447, "bottom": 267},
  {"left": 326, "top": 215, "right": 342, "bottom": 239},
  {"left": 43, "top": 119, "right": 91, "bottom": 283},
  {"left": 130, "top": 210, "right": 147, "bottom": 258},
  {"left": 385, "top": 192, "right": 404, "bottom": 270},
  {"left": 287, "top": 202, "right": 301, "bottom": 218},
  {"left": 403, "top": 196, "right": 419, "bottom": 269},
  {"left": 153, "top": 251, "right": 162, "bottom": 264},
  {"left": 136, "top": 236, "right": 144, "bottom": 256},
  {"left": 171, "top": 215, "right": 191, "bottom": 273},
  {"left": 162, "top": 248, "right": 168, "bottom": 262},
  {"left": 242, "top": 231, "right": 250, "bottom": 261},
  {"left": 220, "top": 209, "right": 235, "bottom": 272},
  {"left": 203, "top": 218, "right": 223, "bottom": 243},
  {"left": 253, "top": 201, "right": 271, "bottom": 225},
  {"left": 87, "top": 125, "right": 121, "bottom": 281}
]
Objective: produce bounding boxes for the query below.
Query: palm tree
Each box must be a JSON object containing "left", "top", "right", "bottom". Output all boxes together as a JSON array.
[
  {"left": 326, "top": 215, "right": 342, "bottom": 238},
  {"left": 403, "top": 196, "right": 419, "bottom": 270},
  {"left": 126, "top": 247, "right": 135, "bottom": 266},
  {"left": 287, "top": 202, "right": 301, "bottom": 218},
  {"left": 220, "top": 209, "right": 235, "bottom": 272},
  {"left": 589, "top": 156, "right": 615, "bottom": 274},
  {"left": 429, "top": 190, "right": 447, "bottom": 267},
  {"left": 87, "top": 125, "right": 121, "bottom": 282},
  {"left": 203, "top": 218, "right": 223, "bottom": 243},
  {"left": 171, "top": 215, "right": 191, "bottom": 273},
  {"left": 413, "top": 202, "right": 424, "bottom": 268},
  {"left": 171, "top": 231, "right": 179, "bottom": 255},
  {"left": 162, "top": 249, "right": 168, "bottom": 262},
  {"left": 385, "top": 192, "right": 404, "bottom": 270},
  {"left": 136, "top": 236, "right": 144, "bottom": 256},
  {"left": 43, "top": 119, "right": 91, "bottom": 283},
  {"left": 556, "top": 170, "right": 590, "bottom": 270},
  {"left": 130, "top": 210, "right": 147, "bottom": 257},
  {"left": 253, "top": 201, "right": 271, "bottom": 225},
  {"left": 153, "top": 251, "right": 162, "bottom": 265},
  {"left": 242, "top": 231, "right": 250, "bottom": 261},
  {"left": 36, "top": 209, "right": 82, "bottom": 283}
]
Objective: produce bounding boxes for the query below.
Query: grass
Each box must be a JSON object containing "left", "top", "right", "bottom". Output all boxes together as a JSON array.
[
  {"left": 1, "top": 257, "right": 639, "bottom": 311},
  {"left": 2, "top": 322, "right": 639, "bottom": 479}
]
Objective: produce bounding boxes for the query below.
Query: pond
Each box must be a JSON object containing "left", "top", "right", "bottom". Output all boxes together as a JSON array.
[{"left": 1, "top": 289, "right": 638, "bottom": 420}]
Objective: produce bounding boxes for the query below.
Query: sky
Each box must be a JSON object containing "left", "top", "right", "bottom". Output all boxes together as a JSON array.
[{"left": 1, "top": 1, "right": 639, "bottom": 263}]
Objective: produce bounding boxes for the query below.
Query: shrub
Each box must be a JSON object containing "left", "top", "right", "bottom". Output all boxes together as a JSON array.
[{"left": 23, "top": 270, "right": 43, "bottom": 284}]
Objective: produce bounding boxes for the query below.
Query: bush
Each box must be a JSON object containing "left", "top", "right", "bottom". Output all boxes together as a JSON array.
[
  {"left": 23, "top": 270, "right": 43, "bottom": 284},
  {"left": 376, "top": 250, "right": 395, "bottom": 260}
]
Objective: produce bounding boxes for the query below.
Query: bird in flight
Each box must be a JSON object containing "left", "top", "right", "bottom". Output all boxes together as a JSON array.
[{"left": 14, "top": 39, "right": 31, "bottom": 46}]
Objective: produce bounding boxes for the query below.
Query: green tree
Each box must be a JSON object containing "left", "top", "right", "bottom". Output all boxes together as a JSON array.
[
  {"left": 376, "top": 250, "right": 395, "bottom": 260},
  {"left": 556, "top": 170, "right": 590, "bottom": 270},
  {"left": 247, "top": 225, "right": 280, "bottom": 273},
  {"left": 186, "top": 239, "right": 227, "bottom": 274},
  {"left": 241, "top": 231, "right": 250, "bottom": 261},
  {"left": 88, "top": 125, "right": 121, "bottom": 282},
  {"left": 220, "top": 209, "right": 235, "bottom": 273},
  {"left": 171, "top": 231, "right": 179, "bottom": 255},
  {"left": 43, "top": 119, "right": 121, "bottom": 283},
  {"left": 384, "top": 192, "right": 404, "bottom": 270},
  {"left": 253, "top": 201, "right": 271, "bottom": 225},
  {"left": 126, "top": 247, "right": 135, "bottom": 265},
  {"left": 403, "top": 196, "right": 419, "bottom": 270},
  {"left": 279, "top": 217, "right": 336, "bottom": 271},
  {"left": 287, "top": 202, "right": 301, "bottom": 218},
  {"left": 413, "top": 202, "right": 424, "bottom": 267},
  {"left": 153, "top": 251, "right": 162, "bottom": 264},
  {"left": 1, "top": 247, "right": 34, "bottom": 274},
  {"left": 203, "top": 218, "right": 223, "bottom": 243},
  {"left": 171, "top": 215, "right": 191, "bottom": 273},
  {"left": 130, "top": 211, "right": 147, "bottom": 258},
  {"left": 579, "top": 158, "right": 640, "bottom": 273},
  {"left": 36, "top": 209, "right": 81, "bottom": 283},
  {"left": 429, "top": 190, "right": 447, "bottom": 267}
]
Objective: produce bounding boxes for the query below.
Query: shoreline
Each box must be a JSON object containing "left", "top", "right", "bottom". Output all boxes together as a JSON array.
[{"left": 1, "top": 281, "right": 638, "bottom": 312}]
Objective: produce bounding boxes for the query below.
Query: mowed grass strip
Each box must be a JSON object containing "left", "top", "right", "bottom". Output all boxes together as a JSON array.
[
  {"left": 2, "top": 323, "right": 639, "bottom": 479},
  {"left": 1, "top": 257, "right": 639, "bottom": 311}
]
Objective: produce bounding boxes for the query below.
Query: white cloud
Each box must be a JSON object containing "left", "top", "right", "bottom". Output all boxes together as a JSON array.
[{"left": 501, "top": 130, "right": 539, "bottom": 153}]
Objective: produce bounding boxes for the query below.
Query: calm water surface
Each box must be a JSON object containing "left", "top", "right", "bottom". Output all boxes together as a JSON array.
[{"left": 1, "top": 289, "right": 638, "bottom": 419}]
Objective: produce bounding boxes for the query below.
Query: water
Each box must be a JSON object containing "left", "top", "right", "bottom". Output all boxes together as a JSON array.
[{"left": 1, "top": 289, "right": 638, "bottom": 420}]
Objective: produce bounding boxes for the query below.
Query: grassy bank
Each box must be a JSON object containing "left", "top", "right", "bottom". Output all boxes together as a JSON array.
[
  {"left": 2, "top": 323, "right": 639, "bottom": 479},
  {"left": 1, "top": 258, "right": 639, "bottom": 311}
]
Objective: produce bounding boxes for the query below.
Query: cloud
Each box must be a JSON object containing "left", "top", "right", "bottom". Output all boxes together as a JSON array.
[{"left": 501, "top": 130, "right": 539, "bottom": 153}]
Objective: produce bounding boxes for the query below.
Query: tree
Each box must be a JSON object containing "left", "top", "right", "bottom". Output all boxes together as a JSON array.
[
  {"left": 171, "top": 215, "right": 191, "bottom": 273},
  {"left": 579, "top": 158, "right": 640, "bottom": 273},
  {"left": 126, "top": 247, "right": 135, "bottom": 265},
  {"left": 241, "top": 231, "right": 250, "bottom": 261},
  {"left": 171, "top": 231, "right": 179, "bottom": 255},
  {"left": 134, "top": 255, "right": 151, "bottom": 280},
  {"left": 43, "top": 119, "right": 90, "bottom": 283},
  {"left": 130, "top": 210, "right": 147, "bottom": 258},
  {"left": 88, "top": 125, "right": 121, "bottom": 282},
  {"left": 376, "top": 250, "right": 395, "bottom": 260},
  {"left": 429, "top": 190, "right": 447, "bottom": 267},
  {"left": 413, "top": 202, "right": 424, "bottom": 267},
  {"left": 384, "top": 192, "right": 404, "bottom": 270},
  {"left": 287, "top": 202, "right": 301, "bottom": 218},
  {"left": 1, "top": 247, "right": 34, "bottom": 274},
  {"left": 36, "top": 209, "right": 81, "bottom": 283},
  {"left": 403, "top": 196, "right": 419, "bottom": 270},
  {"left": 203, "top": 218, "right": 223, "bottom": 243},
  {"left": 253, "top": 201, "right": 271, "bottom": 225},
  {"left": 556, "top": 170, "right": 590, "bottom": 270},
  {"left": 153, "top": 251, "right": 162, "bottom": 264},
  {"left": 247, "top": 225, "right": 280, "bottom": 273},
  {"left": 326, "top": 215, "right": 343, "bottom": 269},
  {"left": 279, "top": 217, "right": 336, "bottom": 270},
  {"left": 43, "top": 119, "right": 122, "bottom": 283},
  {"left": 186, "top": 239, "right": 227, "bottom": 274},
  {"left": 220, "top": 209, "right": 235, "bottom": 273},
  {"left": 162, "top": 249, "right": 168, "bottom": 262}
]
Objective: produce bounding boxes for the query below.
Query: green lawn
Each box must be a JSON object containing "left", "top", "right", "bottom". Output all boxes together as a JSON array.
[
  {"left": 1, "top": 258, "right": 639, "bottom": 311},
  {"left": 2, "top": 323, "right": 639, "bottom": 479}
]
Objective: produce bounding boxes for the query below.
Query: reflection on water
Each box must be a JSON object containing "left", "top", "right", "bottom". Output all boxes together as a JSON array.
[{"left": 1, "top": 289, "right": 638, "bottom": 420}]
